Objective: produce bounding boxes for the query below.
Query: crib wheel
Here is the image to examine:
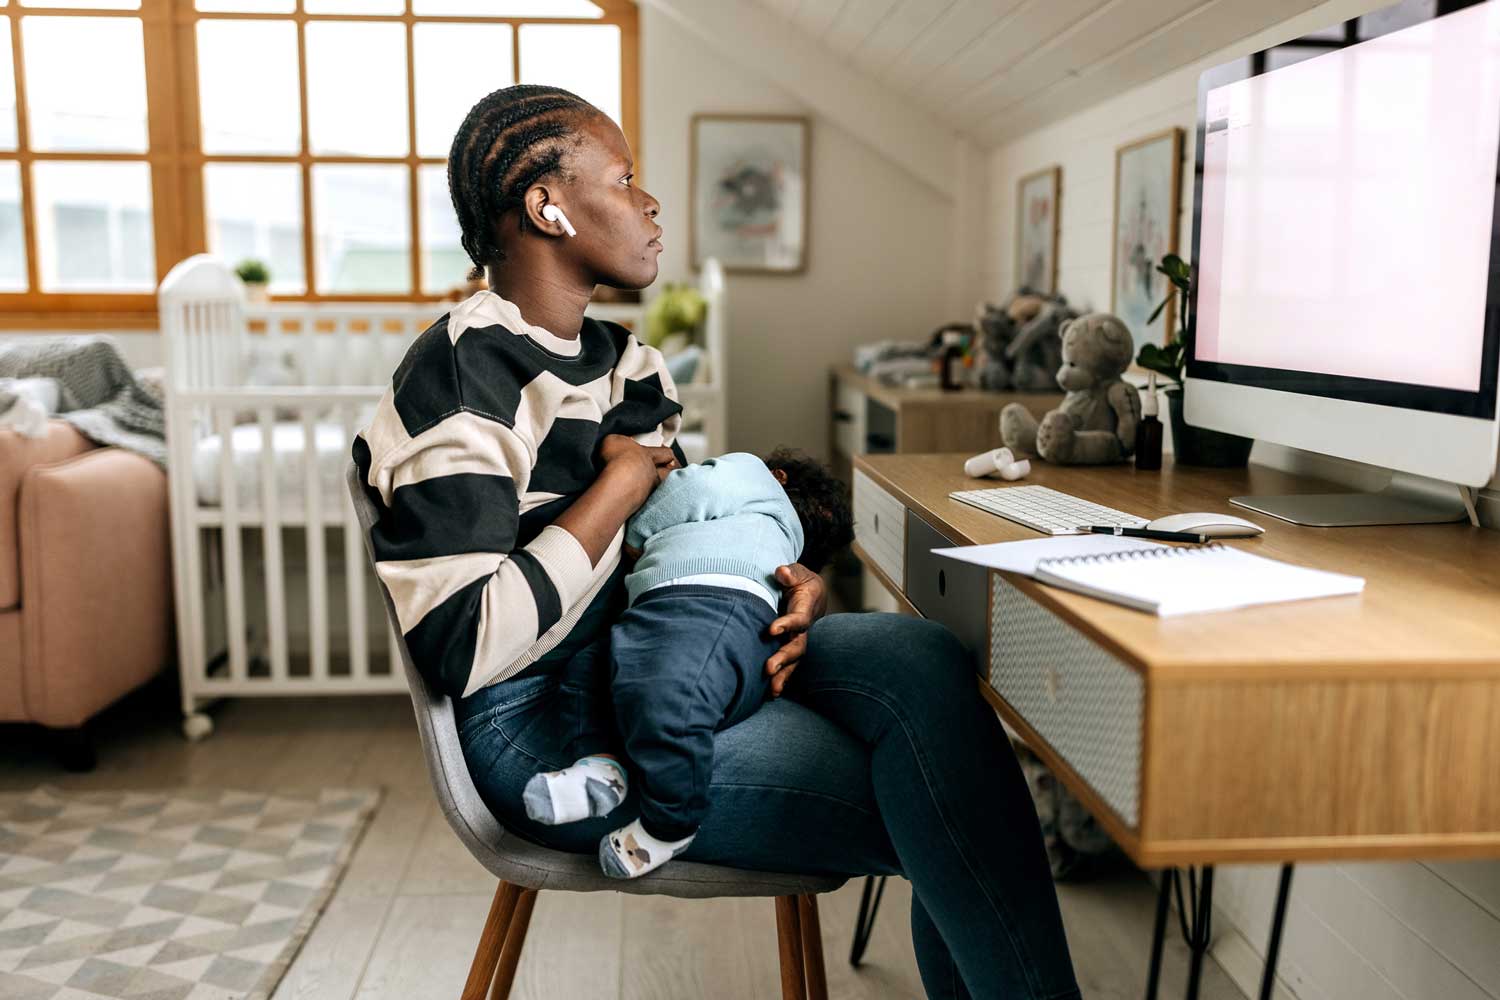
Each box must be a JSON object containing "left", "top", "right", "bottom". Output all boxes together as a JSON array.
[{"left": 182, "top": 713, "right": 214, "bottom": 742}]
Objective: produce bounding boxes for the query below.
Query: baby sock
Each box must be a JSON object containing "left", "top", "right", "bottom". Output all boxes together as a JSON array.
[
  {"left": 522, "top": 756, "right": 628, "bottom": 826},
  {"left": 599, "top": 818, "right": 695, "bottom": 879}
]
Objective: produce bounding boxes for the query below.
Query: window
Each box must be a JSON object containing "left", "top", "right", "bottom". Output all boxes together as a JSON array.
[{"left": 0, "top": 0, "right": 639, "bottom": 327}]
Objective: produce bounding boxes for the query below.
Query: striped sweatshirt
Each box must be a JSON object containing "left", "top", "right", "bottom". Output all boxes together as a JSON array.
[{"left": 352, "top": 290, "right": 684, "bottom": 699}]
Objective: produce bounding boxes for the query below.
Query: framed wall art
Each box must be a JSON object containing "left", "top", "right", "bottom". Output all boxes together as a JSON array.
[
  {"left": 690, "top": 114, "right": 809, "bottom": 274},
  {"left": 1014, "top": 165, "right": 1061, "bottom": 294},
  {"left": 1112, "top": 127, "right": 1184, "bottom": 347}
]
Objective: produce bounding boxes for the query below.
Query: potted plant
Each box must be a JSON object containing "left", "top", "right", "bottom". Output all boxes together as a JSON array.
[
  {"left": 644, "top": 282, "right": 707, "bottom": 354},
  {"left": 235, "top": 258, "right": 271, "bottom": 304},
  {"left": 1135, "top": 252, "right": 1253, "bottom": 467}
]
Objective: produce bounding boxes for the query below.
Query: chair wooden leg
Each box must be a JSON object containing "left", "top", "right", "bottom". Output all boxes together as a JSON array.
[
  {"left": 488, "top": 888, "right": 538, "bottom": 1000},
  {"left": 798, "top": 895, "right": 828, "bottom": 1000},
  {"left": 775, "top": 895, "right": 808, "bottom": 1000},
  {"left": 461, "top": 881, "right": 521, "bottom": 1000}
]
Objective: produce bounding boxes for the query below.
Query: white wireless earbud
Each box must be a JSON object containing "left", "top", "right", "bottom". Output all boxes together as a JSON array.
[
  {"left": 541, "top": 204, "right": 577, "bottom": 237},
  {"left": 965, "top": 447, "right": 1012, "bottom": 478},
  {"left": 963, "top": 447, "right": 1031, "bottom": 481}
]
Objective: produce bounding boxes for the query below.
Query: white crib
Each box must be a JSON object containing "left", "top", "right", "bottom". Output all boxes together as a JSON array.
[{"left": 158, "top": 254, "right": 727, "bottom": 739}]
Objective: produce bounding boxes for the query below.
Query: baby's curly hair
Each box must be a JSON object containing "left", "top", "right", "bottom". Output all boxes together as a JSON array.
[{"left": 764, "top": 448, "right": 854, "bottom": 573}]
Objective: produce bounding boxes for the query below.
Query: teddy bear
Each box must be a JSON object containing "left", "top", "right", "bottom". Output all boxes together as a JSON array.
[
  {"left": 999, "top": 312, "right": 1141, "bottom": 465},
  {"left": 974, "top": 291, "right": 1076, "bottom": 392}
]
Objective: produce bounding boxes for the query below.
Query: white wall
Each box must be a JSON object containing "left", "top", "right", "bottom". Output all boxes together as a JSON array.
[
  {"left": 640, "top": 5, "right": 962, "bottom": 462},
  {"left": 983, "top": 2, "right": 1500, "bottom": 997}
]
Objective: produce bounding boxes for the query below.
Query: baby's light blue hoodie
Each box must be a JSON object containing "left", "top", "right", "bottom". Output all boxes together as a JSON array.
[{"left": 623, "top": 452, "right": 804, "bottom": 607}]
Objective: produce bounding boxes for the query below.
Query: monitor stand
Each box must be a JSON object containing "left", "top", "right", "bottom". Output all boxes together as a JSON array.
[{"left": 1230, "top": 473, "right": 1471, "bottom": 527}]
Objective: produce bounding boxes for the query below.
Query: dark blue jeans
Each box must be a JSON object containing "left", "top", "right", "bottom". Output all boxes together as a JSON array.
[
  {"left": 558, "top": 584, "right": 777, "bottom": 841},
  {"left": 457, "top": 611, "right": 1080, "bottom": 1000}
]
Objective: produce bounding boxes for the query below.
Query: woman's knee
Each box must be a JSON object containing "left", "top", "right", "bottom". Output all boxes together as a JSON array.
[{"left": 807, "top": 613, "right": 975, "bottom": 694}]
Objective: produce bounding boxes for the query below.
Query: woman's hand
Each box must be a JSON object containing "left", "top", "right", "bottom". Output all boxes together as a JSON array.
[
  {"left": 598, "top": 434, "right": 677, "bottom": 505},
  {"left": 764, "top": 563, "right": 828, "bottom": 698}
]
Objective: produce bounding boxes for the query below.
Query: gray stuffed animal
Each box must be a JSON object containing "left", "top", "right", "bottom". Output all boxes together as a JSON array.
[
  {"left": 976, "top": 292, "right": 1078, "bottom": 392},
  {"left": 1000, "top": 312, "right": 1140, "bottom": 465}
]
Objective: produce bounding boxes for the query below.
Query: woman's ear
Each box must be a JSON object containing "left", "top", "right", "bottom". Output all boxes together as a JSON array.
[
  {"left": 523, "top": 184, "right": 563, "bottom": 235},
  {"left": 772, "top": 468, "right": 788, "bottom": 485}
]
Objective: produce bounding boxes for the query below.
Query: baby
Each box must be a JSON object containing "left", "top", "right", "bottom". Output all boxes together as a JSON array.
[{"left": 521, "top": 447, "right": 853, "bottom": 879}]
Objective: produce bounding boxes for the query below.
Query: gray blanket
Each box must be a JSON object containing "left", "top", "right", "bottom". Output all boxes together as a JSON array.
[{"left": 0, "top": 336, "right": 166, "bottom": 467}]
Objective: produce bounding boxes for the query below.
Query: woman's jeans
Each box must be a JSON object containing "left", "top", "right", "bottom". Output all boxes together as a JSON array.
[{"left": 456, "top": 611, "right": 1080, "bottom": 1000}]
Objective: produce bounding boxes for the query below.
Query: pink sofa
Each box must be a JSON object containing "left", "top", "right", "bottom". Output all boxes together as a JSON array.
[{"left": 0, "top": 420, "right": 172, "bottom": 768}]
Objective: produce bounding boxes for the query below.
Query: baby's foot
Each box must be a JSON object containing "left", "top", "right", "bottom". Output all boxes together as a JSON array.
[
  {"left": 522, "top": 756, "right": 627, "bottom": 826},
  {"left": 599, "top": 818, "right": 695, "bottom": 879}
]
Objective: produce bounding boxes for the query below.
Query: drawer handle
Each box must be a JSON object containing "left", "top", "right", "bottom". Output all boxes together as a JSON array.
[
  {"left": 938, "top": 569, "right": 946, "bottom": 597},
  {"left": 873, "top": 512, "right": 879, "bottom": 533},
  {"left": 833, "top": 409, "right": 854, "bottom": 423}
]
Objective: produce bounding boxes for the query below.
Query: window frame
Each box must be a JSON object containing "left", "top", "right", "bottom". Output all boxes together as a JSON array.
[{"left": 0, "top": 0, "right": 640, "bottom": 329}]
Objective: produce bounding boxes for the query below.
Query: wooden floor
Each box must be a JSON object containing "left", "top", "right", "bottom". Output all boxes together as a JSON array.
[{"left": 1, "top": 681, "right": 1243, "bottom": 1000}]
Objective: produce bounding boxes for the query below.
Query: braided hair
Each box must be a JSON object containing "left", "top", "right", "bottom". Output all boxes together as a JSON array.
[{"left": 447, "top": 84, "right": 600, "bottom": 281}]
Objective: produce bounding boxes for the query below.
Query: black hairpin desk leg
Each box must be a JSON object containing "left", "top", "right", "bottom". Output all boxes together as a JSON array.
[
  {"left": 1143, "top": 866, "right": 1215, "bottom": 1000},
  {"left": 1258, "top": 864, "right": 1296, "bottom": 1000},
  {"left": 1143, "top": 863, "right": 1297, "bottom": 1000},
  {"left": 848, "top": 875, "right": 888, "bottom": 967}
]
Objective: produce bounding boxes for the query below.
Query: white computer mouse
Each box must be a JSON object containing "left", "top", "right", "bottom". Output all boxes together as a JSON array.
[{"left": 1146, "top": 511, "right": 1265, "bottom": 538}]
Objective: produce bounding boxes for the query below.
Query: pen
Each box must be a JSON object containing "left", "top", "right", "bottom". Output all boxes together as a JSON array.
[{"left": 1077, "top": 525, "right": 1211, "bottom": 544}]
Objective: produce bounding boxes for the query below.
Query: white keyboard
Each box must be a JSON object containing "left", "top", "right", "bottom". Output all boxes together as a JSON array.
[{"left": 949, "top": 485, "right": 1150, "bottom": 535}]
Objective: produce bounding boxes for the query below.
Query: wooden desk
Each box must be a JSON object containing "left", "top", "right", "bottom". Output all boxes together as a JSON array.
[
  {"left": 853, "top": 452, "right": 1500, "bottom": 868},
  {"left": 827, "top": 365, "right": 1061, "bottom": 485},
  {"left": 851, "top": 453, "right": 1500, "bottom": 997}
]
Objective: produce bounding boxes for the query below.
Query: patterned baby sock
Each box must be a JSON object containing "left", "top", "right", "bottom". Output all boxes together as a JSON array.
[
  {"left": 522, "top": 756, "right": 628, "bottom": 826},
  {"left": 599, "top": 818, "right": 695, "bottom": 879}
]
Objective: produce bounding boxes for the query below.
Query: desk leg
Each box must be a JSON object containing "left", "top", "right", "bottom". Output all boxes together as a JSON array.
[
  {"left": 1257, "top": 864, "right": 1295, "bottom": 1000},
  {"left": 1144, "top": 870, "right": 1173, "bottom": 1000},
  {"left": 848, "top": 875, "right": 887, "bottom": 967},
  {"left": 1142, "top": 867, "right": 1215, "bottom": 1000},
  {"left": 1183, "top": 867, "right": 1215, "bottom": 1000}
]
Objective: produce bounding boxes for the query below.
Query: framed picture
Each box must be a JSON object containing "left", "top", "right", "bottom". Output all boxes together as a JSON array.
[
  {"left": 690, "top": 114, "right": 809, "bottom": 274},
  {"left": 1015, "top": 166, "right": 1061, "bottom": 294},
  {"left": 1112, "top": 127, "right": 1184, "bottom": 348}
]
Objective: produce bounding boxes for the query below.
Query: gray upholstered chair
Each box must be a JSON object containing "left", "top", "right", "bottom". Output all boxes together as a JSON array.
[{"left": 346, "top": 463, "right": 844, "bottom": 999}]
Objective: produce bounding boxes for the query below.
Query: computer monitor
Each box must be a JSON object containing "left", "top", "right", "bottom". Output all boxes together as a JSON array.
[{"left": 1187, "top": 0, "right": 1500, "bottom": 525}]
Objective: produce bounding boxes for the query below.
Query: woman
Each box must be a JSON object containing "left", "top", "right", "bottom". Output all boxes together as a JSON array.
[{"left": 354, "top": 85, "right": 1080, "bottom": 1000}]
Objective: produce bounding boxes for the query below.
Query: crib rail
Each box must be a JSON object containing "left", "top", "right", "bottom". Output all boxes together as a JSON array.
[{"left": 165, "top": 387, "right": 405, "bottom": 723}]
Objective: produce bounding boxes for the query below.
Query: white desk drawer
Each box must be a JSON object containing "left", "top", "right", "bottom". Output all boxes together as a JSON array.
[
  {"left": 853, "top": 469, "right": 905, "bottom": 589},
  {"left": 989, "top": 576, "right": 1142, "bottom": 828},
  {"left": 833, "top": 381, "right": 867, "bottom": 457}
]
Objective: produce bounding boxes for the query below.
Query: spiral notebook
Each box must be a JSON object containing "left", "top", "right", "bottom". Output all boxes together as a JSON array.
[{"left": 1033, "top": 543, "right": 1365, "bottom": 617}]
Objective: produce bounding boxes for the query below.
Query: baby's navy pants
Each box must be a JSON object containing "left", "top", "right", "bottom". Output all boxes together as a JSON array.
[{"left": 556, "top": 583, "right": 778, "bottom": 841}]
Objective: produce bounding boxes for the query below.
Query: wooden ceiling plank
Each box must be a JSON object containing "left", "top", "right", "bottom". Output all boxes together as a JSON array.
[
  {"left": 950, "top": 0, "right": 1207, "bottom": 132},
  {"left": 822, "top": 0, "right": 903, "bottom": 57},
  {"left": 945, "top": 0, "right": 1116, "bottom": 111},
  {"left": 975, "top": 0, "right": 1325, "bottom": 144},
  {"left": 880, "top": 0, "right": 1026, "bottom": 95},
  {"left": 912, "top": 0, "right": 1071, "bottom": 108},
  {"left": 848, "top": 0, "right": 955, "bottom": 78},
  {"left": 793, "top": 0, "right": 851, "bottom": 40}
]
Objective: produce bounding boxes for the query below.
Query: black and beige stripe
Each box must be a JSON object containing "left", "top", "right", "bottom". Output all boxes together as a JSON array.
[{"left": 354, "top": 292, "right": 683, "bottom": 698}]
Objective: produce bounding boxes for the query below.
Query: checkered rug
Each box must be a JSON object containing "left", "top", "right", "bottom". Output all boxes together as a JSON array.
[{"left": 0, "top": 786, "right": 379, "bottom": 1000}]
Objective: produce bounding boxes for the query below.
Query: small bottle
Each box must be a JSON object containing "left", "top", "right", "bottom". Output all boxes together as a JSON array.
[
  {"left": 940, "top": 330, "right": 965, "bottom": 391},
  {"left": 1135, "top": 371, "right": 1163, "bottom": 470}
]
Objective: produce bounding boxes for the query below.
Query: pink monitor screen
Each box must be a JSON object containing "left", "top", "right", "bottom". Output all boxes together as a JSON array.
[{"left": 1195, "top": 2, "right": 1500, "bottom": 393}]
